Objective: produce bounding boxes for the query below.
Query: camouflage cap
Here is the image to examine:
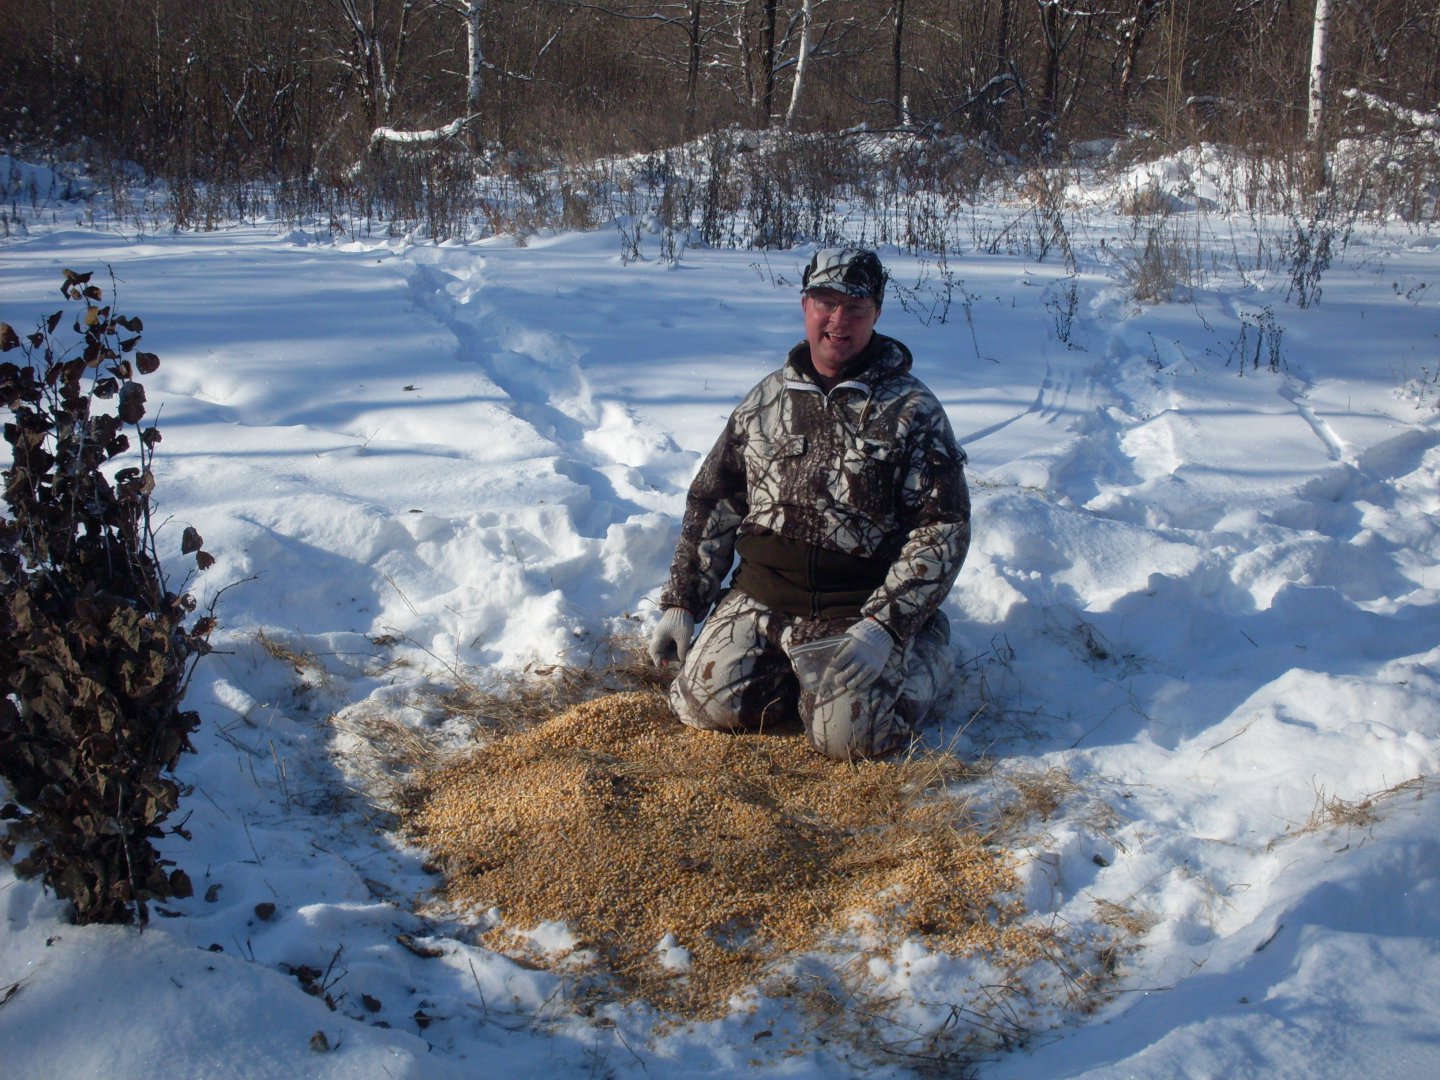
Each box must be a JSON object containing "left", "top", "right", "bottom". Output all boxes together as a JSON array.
[{"left": 801, "top": 248, "right": 888, "bottom": 303}]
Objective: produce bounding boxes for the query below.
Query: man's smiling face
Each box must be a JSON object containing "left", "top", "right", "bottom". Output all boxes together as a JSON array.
[{"left": 802, "top": 288, "right": 881, "bottom": 376}]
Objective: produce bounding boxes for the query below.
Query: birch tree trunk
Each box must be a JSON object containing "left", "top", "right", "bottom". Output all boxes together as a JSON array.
[
  {"left": 1307, "top": 0, "right": 1334, "bottom": 190},
  {"left": 366, "top": 0, "right": 483, "bottom": 152},
  {"left": 463, "top": 0, "right": 483, "bottom": 121},
  {"left": 784, "top": 0, "right": 814, "bottom": 130},
  {"left": 892, "top": 0, "right": 907, "bottom": 128},
  {"left": 762, "top": 0, "right": 778, "bottom": 127},
  {"left": 428, "top": 0, "right": 484, "bottom": 149},
  {"left": 1307, "top": 0, "right": 1333, "bottom": 147}
]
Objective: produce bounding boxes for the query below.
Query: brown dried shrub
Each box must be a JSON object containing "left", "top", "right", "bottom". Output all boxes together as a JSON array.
[{"left": 1, "top": 270, "right": 215, "bottom": 924}]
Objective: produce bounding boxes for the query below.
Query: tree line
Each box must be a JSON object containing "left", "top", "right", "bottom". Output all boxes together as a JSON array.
[{"left": 2, "top": 1, "right": 1436, "bottom": 187}]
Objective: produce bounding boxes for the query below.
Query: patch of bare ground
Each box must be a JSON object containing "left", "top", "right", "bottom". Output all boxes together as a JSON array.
[{"left": 402, "top": 690, "right": 1085, "bottom": 1022}]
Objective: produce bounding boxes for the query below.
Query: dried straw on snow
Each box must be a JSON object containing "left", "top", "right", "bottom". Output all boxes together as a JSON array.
[{"left": 405, "top": 691, "right": 1036, "bottom": 1018}]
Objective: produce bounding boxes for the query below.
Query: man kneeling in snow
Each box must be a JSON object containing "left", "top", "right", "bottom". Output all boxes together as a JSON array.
[{"left": 649, "top": 248, "right": 971, "bottom": 759}]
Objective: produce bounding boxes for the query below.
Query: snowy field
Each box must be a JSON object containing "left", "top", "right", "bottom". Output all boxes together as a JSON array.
[{"left": 2, "top": 152, "right": 1440, "bottom": 1078}]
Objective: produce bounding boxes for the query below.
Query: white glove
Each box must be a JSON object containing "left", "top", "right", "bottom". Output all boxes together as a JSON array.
[
  {"left": 649, "top": 608, "right": 696, "bottom": 665},
  {"left": 828, "top": 618, "right": 894, "bottom": 692}
]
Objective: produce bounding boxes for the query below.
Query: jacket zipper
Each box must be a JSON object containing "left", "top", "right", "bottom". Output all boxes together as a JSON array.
[
  {"left": 789, "top": 376, "right": 874, "bottom": 622},
  {"left": 806, "top": 542, "right": 821, "bottom": 619}
]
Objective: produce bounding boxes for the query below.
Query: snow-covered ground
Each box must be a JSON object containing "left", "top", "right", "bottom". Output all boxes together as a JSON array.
[{"left": 2, "top": 154, "right": 1440, "bottom": 1078}]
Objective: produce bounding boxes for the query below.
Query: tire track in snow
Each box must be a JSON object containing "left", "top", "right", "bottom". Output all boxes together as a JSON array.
[
  {"left": 960, "top": 360, "right": 1081, "bottom": 446},
  {"left": 405, "top": 256, "right": 595, "bottom": 447},
  {"left": 1279, "top": 380, "right": 1351, "bottom": 464},
  {"left": 1026, "top": 344, "right": 1150, "bottom": 511},
  {"left": 402, "top": 250, "right": 687, "bottom": 539},
  {"left": 304, "top": 245, "right": 703, "bottom": 665}
]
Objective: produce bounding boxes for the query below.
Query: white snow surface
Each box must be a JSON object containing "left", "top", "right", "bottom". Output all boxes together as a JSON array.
[{"left": 2, "top": 160, "right": 1440, "bottom": 1078}]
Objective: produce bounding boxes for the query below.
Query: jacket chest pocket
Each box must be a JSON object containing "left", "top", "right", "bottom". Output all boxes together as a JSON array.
[
  {"left": 743, "top": 433, "right": 807, "bottom": 496},
  {"left": 837, "top": 437, "right": 902, "bottom": 513}
]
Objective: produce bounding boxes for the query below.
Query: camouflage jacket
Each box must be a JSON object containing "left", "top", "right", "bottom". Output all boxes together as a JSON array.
[{"left": 660, "top": 333, "right": 970, "bottom": 643}]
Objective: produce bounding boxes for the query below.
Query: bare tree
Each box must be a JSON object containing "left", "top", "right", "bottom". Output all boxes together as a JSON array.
[
  {"left": 762, "top": 0, "right": 779, "bottom": 124},
  {"left": 1031, "top": 0, "right": 1106, "bottom": 147},
  {"left": 4, "top": 0, "right": 1440, "bottom": 180},
  {"left": 890, "top": 0, "right": 907, "bottom": 128},
  {"left": 1117, "top": 0, "right": 1166, "bottom": 118},
  {"left": 328, "top": 0, "right": 416, "bottom": 134},
  {"left": 978, "top": 0, "right": 1018, "bottom": 144},
  {"left": 686, "top": 0, "right": 704, "bottom": 132}
]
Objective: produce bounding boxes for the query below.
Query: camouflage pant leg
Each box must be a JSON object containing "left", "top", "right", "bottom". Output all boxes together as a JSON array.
[
  {"left": 669, "top": 590, "right": 798, "bottom": 733},
  {"left": 899, "top": 609, "right": 952, "bottom": 727},
  {"left": 798, "top": 610, "right": 952, "bottom": 760},
  {"left": 672, "top": 591, "right": 954, "bottom": 758}
]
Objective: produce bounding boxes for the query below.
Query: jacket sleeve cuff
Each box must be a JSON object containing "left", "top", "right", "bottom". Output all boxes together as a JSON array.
[{"left": 862, "top": 617, "right": 902, "bottom": 647}]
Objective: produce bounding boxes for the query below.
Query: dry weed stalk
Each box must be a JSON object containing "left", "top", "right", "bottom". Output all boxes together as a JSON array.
[
  {"left": 1092, "top": 897, "right": 1160, "bottom": 938},
  {"left": 328, "top": 707, "right": 452, "bottom": 812},
  {"left": 1270, "top": 775, "right": 1433, "bottom": 851},
  {"left": 255, "top": 628, "right": 319, "bottom": 673},
  {"left": 1303, "top": 782, "right": 1383, "bottom": 833},
  {"left": 254, "top": 628, "right": 345, "bottom": 702},
  {"left": 425, "top": 629, "right": 670, "bottom": 735},
  {"left": 994, "top": 767, "right": 1080, "bottom": 834}
]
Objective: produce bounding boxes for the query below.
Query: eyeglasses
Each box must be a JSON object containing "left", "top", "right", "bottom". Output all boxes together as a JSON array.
[{"left": 807, "top": 295, "right": 877, "bottom": 319}]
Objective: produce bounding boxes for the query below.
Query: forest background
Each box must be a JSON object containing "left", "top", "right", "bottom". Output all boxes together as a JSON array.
[{"left": 3, "top": 1, "right": 1438, "bottom": 239}]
